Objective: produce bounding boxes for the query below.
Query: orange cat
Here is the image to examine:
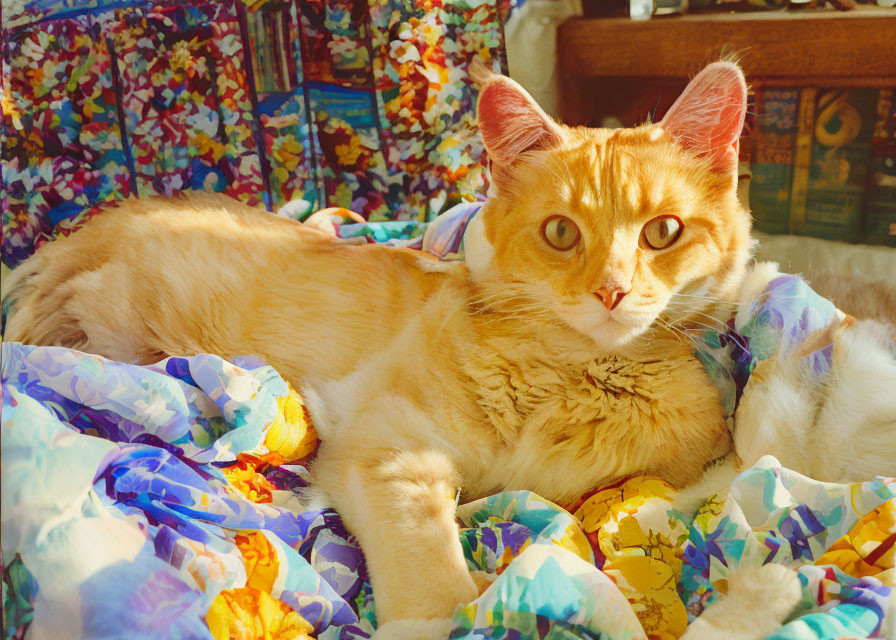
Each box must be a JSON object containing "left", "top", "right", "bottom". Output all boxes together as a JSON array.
[{"left": 3, "top": 61, "right": 751, "bottom": 636}]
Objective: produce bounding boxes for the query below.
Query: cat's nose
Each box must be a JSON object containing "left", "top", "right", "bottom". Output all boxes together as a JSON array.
[{"left": 594, "top": 286, "right": 628, "bottom": 311}]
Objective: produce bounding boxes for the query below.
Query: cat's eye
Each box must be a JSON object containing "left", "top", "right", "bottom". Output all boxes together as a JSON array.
[
  {"left": 541, "top": 216, "right": 581, "bottom": 251},
  {"left": 641, "top": 215, "right": 683, "bottom": 250}
]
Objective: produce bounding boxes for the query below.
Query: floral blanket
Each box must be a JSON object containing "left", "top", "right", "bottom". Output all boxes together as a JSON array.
[{"left": 2, "top": 341, "right": 893, "bottom": 640}]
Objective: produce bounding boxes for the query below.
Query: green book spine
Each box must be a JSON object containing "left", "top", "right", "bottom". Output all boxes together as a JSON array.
[
  {"left": 749, "top": 89, "right": 800, "bottom": 236},
  {"left": 802, "top": 89, "right": 878, "bottom": 243}
]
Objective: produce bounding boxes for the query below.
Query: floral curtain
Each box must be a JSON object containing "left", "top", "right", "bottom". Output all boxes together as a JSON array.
[{"left": 1, "top": 0, "right": 516, "bottom": 269}]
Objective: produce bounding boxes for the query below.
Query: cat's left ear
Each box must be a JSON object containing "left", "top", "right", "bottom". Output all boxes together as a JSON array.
[{"left": 660, "top": 61, "right": 747, "bottom": 175}]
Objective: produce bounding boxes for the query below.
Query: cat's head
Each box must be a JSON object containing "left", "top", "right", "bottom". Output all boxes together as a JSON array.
[{"left": 467, "top": 60, "right": 752, "bottom": 352}]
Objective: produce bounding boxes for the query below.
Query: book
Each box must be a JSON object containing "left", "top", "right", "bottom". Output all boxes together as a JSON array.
[
  {"left": 749, "top": 87, "right": 888, "bottom": 245},
  {"left": 749, "top": 89, "right": 800, "bottom": 236},
  {"left": 802, "top": 88, "right": 877, "bottom": 243}
]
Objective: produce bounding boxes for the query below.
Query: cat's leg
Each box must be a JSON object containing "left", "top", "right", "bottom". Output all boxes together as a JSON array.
[
  {"left": 671, "top": 455, "right": 740, "bottom": 517},
  {"left": 312, "top": 438, "right": 477, "bottom": 637},
  {"left": 680, "top": 564, "right": 803, "bottom": 640}
]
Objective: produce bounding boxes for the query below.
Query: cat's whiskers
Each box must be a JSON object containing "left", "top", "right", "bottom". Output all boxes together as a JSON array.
[
  {"left": 661, "top": 315, "right": 746, "bottom": 387},
  {"left": 669, "top": 292, "right": 740, "bottom": 306},
  {"left": 666, "top": 302, "right": 736, "bottom": 328},
  {"left": 469, "top": 293, "right": 538, "bottom": 314},
  {"left": 654, "top": 317, "right": 693, "bottom": 348},
  {"left": 676, "top": 319, "right": 728, "bottom": 337},
  {"left": 471, "top": 299, "right": 551, "bottom": 317},
  {"left": 663, "top": 306, "right": 733, "bottom": 333},
  {"left": 469, "top": 296, "right": 566, "bottom": 329}
]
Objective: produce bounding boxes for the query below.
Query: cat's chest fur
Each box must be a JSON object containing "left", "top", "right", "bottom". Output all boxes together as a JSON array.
[
  {"left": 301, "top": 296, "right": 729, "bottom": 507},
  {"left": 465, "top": 345, "right": 730, "bottom": 503}
]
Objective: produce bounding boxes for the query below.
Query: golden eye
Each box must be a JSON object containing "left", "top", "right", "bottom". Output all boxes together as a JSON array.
[
  {"left": 541, "top": 215, "right": 581, "bottom": 251},
  {"left": 641, "top": 215, "right": 683, "bottom": 250}
]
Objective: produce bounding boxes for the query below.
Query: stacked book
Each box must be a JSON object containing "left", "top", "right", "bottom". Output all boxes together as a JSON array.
[{"left": 747, "top": 88, "right": 896, "bottom": 247}]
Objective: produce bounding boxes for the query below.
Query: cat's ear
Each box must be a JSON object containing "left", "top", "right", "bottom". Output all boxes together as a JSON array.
[
  {"left": 471, "top": 58, "right": 563, "bottom": 167},
  {"left": 660, "top": 61, "right": 747, "bottom": 174}
]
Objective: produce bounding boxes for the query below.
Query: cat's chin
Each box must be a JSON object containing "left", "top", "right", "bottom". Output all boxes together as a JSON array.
[
  {"left": 587, "top": 322, "right": 650, "bottom": 353},
  {"left": 559, "top": 313, "right": 649, "bottom": 355}
]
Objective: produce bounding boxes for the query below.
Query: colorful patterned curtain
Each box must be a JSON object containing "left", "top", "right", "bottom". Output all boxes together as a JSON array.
[{"left": 1, "top": 0, "right": 515, "bottom": 269}]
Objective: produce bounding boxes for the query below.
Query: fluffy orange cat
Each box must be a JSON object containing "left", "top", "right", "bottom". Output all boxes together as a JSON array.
[{"left": 4, "top": 61, "right": 752, "bottom": 636}]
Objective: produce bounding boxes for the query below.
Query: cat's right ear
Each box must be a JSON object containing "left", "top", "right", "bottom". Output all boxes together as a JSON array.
[
  {"left": 659, "top": 61, "right": 748, "bottom": 175},
  {"left": 471, "top": 58, "right": 563, "bottom": 168}
]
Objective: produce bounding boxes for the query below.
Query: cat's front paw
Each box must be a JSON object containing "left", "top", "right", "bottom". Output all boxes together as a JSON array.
[
  {"left": 370, "top": 618, "right": 454, "bottom": 640},
  {"left": 725, "top": 563, "right": 803, "bottom": 620},
  {"left": 681, "top": 563, "right": 803, "bottom": 640}
]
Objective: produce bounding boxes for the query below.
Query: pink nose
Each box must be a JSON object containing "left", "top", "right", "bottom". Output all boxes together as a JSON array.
[{"left": 594, "top": 287, "right": 628, "bottom": 311}]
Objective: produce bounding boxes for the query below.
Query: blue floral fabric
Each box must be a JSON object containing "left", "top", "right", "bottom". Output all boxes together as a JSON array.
[
  {"left": 694, "top": 274, "right": 839, "bottom": 419},
  {"left": 2, "top": 341, "right": 894, "bottom": 640}
]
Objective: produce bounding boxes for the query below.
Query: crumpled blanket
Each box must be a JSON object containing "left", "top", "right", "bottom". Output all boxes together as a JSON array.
[{"left": 2, "top": 341, "right": 893, "bottom": 640}]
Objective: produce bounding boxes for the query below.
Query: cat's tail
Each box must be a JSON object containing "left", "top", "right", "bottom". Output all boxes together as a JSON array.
[
  {"left": 680, "top": 563, "right": 803, "bottom": 640},
  {"left": 1, "top": 257, "right": 36, "bottom": 336},
  {"left": 1, "top": 241, "right": 91, "bottom": 350}
]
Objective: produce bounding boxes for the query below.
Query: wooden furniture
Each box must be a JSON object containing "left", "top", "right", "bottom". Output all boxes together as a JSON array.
[{"left": 557, "top": 7, "right": 896, "bottom": 126}]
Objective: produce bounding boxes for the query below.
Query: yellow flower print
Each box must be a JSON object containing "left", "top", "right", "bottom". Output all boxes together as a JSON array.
[
  {"left": 817, "top": 498, "right": 896, "bottom": 579},
  {"left": 604, "top": 555, "right": 687, "bottom": 640},
  {"left": 206, "top": 587, "right": 314, "bottom": 640},
  {"left": 274, "top": 137, "right": 303, "bottom": 172},
  {"left": 692, "top": 493, "right": 726, "bottom": 532},
  {"left": 271, "top": 166, "right": 290, "bottom": 188},
  {"left": 557, "top": 526, "right": 595, "bottom": 564},
  {"left": 334, "top": 136, "right": 363, "bottom": 167},
  {"left": 224, "top": 458, "right": 276, "bottom": 503},
  {"left": 194, "top": 132, "right": 227, "bottom": 163},
  {"left": 235, "top": 531, "right": 279, "bottom": 593},
  {"left": 169, "top": 40, "right": 193, "bottom": 72},
  {"left": 82, "top": 98, "right": 105, "bottom": 120},
  {"left": 262, "top": 389, "right": 318, "bottom": 464},
  {"left": 575, "top": 477, "right": 675, "bottom": 534},
  {"left": 575, "top": 476, "right": 686, "bottom": 638},
  {"left": 1, "top": 91, "right": 23, "bottom": 131}
]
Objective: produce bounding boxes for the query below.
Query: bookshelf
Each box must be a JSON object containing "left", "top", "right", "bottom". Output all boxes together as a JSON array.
[
  {"left": 557, "top": 7, "right": 896, "bottom": 125},
  {"left": 556, "top": 7, "right": 896, "bottom": 245}
]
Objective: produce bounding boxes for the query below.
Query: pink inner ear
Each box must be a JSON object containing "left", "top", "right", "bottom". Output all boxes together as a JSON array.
[
  {"left": 478, "top": 79, "right": 561, "bottom": 166},
  {"left": 660, "top": 62, "right": 747, "bottom": 174}
]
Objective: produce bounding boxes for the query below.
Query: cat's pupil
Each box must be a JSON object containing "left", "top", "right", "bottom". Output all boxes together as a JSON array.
[
  {"left": 557, "top": 221, "right": 567, "bottom": 237},
  {"left": 658, "top": 222, "right": 668, "bottom": 239}
]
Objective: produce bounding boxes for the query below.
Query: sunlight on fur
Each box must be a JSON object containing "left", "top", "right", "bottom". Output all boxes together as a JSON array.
[{"left": 5, "top": 59, "right": 893, "bottom": 640}]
